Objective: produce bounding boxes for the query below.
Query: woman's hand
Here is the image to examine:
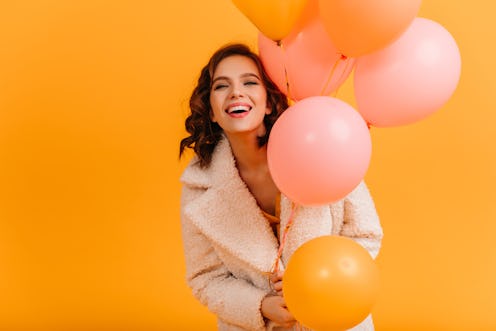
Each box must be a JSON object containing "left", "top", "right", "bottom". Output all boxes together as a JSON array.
[
  {"left": 269, "top": 270, "right": 284, "bottom": 296},
  {"left": 261, "top": 294, "right": 296, "bottom": 329},
  {"left": 261, "top": 271, "right": 296, "bottom": 328}
]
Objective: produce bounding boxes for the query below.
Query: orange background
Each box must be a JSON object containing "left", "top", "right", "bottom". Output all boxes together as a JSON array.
[{"left": 0, "top": 1, "right": 494, "bottom": 330}]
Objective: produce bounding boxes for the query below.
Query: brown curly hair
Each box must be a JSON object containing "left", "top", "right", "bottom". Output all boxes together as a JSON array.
[{"left": 179, "top": 43, "right": 289, "bottom": 168}]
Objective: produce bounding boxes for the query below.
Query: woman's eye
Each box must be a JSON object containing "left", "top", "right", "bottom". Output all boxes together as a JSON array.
[
  {"left": 213, "top": 84, "right": 228, "bottom": 90},
  {"left": 244, "top": 81, "right": 258, "bottom": 86}
]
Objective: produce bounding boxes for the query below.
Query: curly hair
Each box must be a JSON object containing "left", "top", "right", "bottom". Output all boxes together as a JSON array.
[{"left": 179, "top": 43, "right": 289, "bottom": 168}]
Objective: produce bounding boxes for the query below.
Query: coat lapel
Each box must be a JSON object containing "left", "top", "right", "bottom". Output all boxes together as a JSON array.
[
  {"left": 181, "top": 137, "right": 279, "bottom": 273},
  {"left": 181, "top": 136, "right": 343, "bottom": 274}
]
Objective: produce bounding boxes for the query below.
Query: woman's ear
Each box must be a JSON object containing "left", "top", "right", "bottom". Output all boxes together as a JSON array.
[
  {"left": 265, "top": 100, "right": 272, "bottom": 115},
  {"left": 210, "top": 110, "right": 217, "bottom": 123}
]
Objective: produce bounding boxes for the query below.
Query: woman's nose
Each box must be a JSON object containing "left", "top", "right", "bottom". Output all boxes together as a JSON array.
[{"left": 230, "top": 85, "right": 243, "bottom": 98}]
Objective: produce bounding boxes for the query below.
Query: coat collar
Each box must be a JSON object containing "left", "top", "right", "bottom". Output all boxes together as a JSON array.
[{"left": 181, "top": 137, "right": 338, "bottom": 273}]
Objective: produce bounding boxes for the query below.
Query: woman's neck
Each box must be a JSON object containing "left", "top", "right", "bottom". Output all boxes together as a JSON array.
[
  {"left": 225, "top": 132, "right": 280, "bottom": 216},
  {"left": 226, "top": 133, "right": 268, "bottom": 173}
]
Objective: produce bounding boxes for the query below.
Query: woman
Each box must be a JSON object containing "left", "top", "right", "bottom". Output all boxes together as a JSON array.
[{"left": 179, "top": 43, "right": 383, "bottom": 331}]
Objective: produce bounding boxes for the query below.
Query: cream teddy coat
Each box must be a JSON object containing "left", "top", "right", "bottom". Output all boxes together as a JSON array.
[{"left": 180, "top": 137, "right": 383, "bottom": 331}]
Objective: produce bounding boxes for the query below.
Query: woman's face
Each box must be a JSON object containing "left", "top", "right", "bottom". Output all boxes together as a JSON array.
[{"left": 209, "top": 55, "right": 270, "bottom": 138}]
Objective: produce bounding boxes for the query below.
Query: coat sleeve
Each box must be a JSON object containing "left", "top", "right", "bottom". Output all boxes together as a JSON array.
[
  {"left": 180, "top": 185, "right": 270, "bottom": 331},
  {"left": 340, "top": 181, "right": 383, "bottom": 259}
]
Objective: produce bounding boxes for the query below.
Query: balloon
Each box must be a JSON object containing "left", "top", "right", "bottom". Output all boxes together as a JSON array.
[
  {"left": 354, "top": 17, "right": 462, "bottom": 127},
  {"left": 318, "top": 0, "right": 422, "bottom": 57},
  {"left": 283, "top": 235, "right": 380, "bottom": 331},
  {"left": 231, "top": 0, "right": 309, "bottom": 41},
  {"left": 267, "top": 96, "right": 371, "bottom": 205},
  {"left": 258, "top": 3, "right": 355, "bottom": 101},
  {"left": 288, "top": 0, "right": 319, "bottom": 34}
]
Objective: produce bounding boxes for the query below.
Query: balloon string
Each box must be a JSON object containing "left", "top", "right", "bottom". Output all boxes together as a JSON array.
[
  {"left": 266, "top": 202, "right": 302, "bottom": 331},
  {"left": 331, "top": 55, "right": 353, "bottom": 98},
  {"left": 277, "top": 40, "right": 293, "bottom": 102},
  {"left": 271, "top": 201, "right": 299, "bottom": 274},
  {"left": 320, "top": 54, "right": 347, "bottom": 96}
]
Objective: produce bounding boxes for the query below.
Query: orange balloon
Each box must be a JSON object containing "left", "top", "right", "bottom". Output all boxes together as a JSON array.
[
  {"left": 318, "top": 0, "right": 422, "bottom": 57},
  {"left": 289, "top": 0, "right": 319, "bottom": 34},
  {"left": 283, "top": 236, "right": 380, "bottom": 331},
  {"left": 232, "top": 0, "right": 309, "bottom": 41}
]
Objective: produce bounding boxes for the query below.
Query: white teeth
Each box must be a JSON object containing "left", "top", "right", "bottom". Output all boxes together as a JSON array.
[{"left": 227, "top": 105, "right": 251, "bottom": 113}]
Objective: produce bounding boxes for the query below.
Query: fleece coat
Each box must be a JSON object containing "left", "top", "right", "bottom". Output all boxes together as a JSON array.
[{"left": 180, "top": 137, "right": 383, "bottom": 331}]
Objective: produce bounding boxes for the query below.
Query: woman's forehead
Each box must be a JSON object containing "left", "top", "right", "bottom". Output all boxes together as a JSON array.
[{"left": 213, "top": 55, "right": 260, "bottom": 78}]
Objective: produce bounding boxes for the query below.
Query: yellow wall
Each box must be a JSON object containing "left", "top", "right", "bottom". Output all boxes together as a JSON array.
[{"left": 0, "top": 0, "right": 494, "bottom": 330}]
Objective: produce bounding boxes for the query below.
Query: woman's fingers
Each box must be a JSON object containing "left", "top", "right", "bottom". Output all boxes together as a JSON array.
[
  {"left": 278, "top": 297, "right": 296, "bottom": 327},
  {"left": 270, "top": 271, "right": 284, "bottom": 295},
  {"left": 270, "top": 270, "right": 284, "bottom": 283},
  {"left": 273, "top": 280, "right": 283, "bottom": 292},
  {"left": 261, "top": 294, "right": 296, "bottom": 327}
]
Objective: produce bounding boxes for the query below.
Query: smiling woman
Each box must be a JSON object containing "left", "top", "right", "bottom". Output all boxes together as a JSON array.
[
  {"left": 209, "top": 55, "right": 271, "bottom": 137},
  {"left": 178, "top": 44, "right": 383, "bottom": 331},
  {"left": 179, "top": 44, "right": 286, "bottom": 169}
]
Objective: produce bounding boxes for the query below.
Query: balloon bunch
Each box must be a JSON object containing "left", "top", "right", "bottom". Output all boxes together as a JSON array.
[
  {"left": 231, "top": 0, "right": 461, "bottom": 205},
  {"left": 232, "top": 1, "right": 461, "bottom": 330}
]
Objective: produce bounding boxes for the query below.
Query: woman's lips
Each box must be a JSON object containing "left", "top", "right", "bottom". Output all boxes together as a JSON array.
[{"left": 226, "top": 103, "right": 252, "bottom": 118}]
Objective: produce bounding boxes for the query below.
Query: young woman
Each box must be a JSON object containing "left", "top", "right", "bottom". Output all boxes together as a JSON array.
[{"left": 179, "top": 43, "right": 383, "bottom": 331}]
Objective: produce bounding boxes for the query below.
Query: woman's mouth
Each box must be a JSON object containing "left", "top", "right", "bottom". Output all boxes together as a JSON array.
[{"left": 226, "top": 104, "right": 252, "bottom": 117}]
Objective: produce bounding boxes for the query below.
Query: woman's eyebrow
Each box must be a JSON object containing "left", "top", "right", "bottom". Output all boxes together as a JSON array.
[
  {"left": 212, "top": 72, "right": 261, "bottom": 84},
  {"left": 212, "top": 76, "right": 230, "bottom": 84},
  {"left": 241, "top": 73, "right": 261, "bottom": 80}
]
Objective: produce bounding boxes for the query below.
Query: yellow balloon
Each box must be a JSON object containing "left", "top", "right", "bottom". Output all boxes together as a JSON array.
[
  {"left": 283, "top": 236, "right": 380, "bottom": 331},
  {"left": 232, "top": 0, "right": 309, "bottom": 41}
]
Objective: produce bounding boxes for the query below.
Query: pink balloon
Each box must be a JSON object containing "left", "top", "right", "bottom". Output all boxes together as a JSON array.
[
  {"left": 258, "top": 2, "right": 355, "bottom": 101},
  {"left": 354, "top": 17, "right": 462, "bottom": 127},
  {"left": 267, "top": 96, "right": 371, "bottom": 205}
]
